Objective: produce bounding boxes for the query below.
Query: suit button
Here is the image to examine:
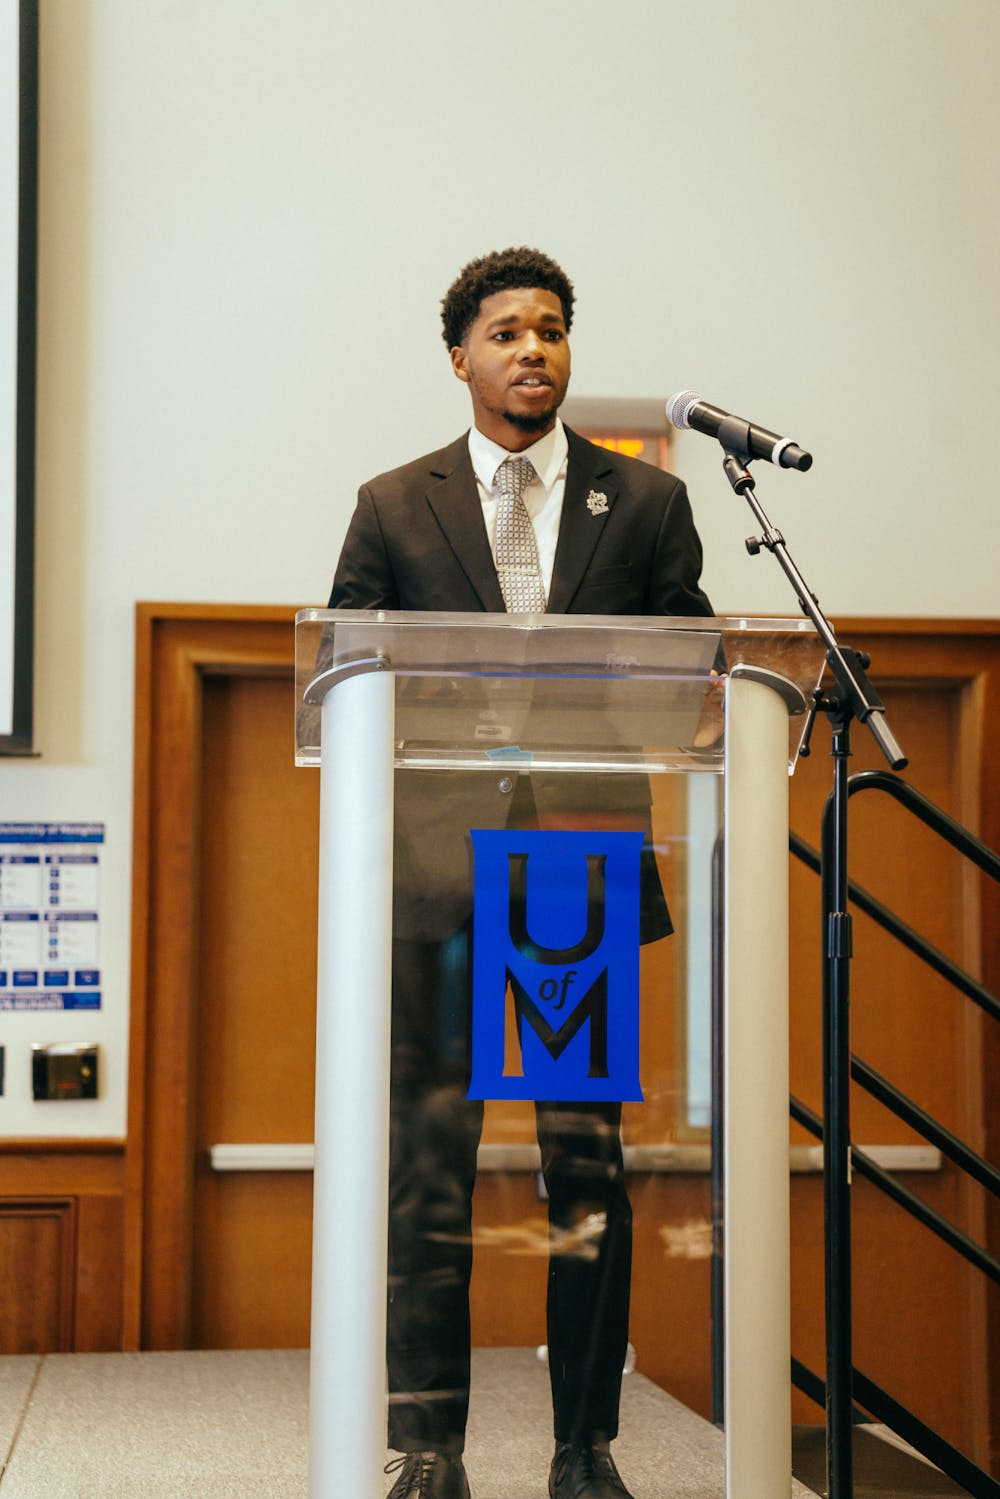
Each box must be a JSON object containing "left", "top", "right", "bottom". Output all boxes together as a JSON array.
[{"left": 498, "top": 776, "right": 514, "bottom": 795}]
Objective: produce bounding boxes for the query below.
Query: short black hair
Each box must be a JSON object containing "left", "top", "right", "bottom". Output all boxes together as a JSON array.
[{"left": 441, "top": 246, "right": 575, "bottom": 348}]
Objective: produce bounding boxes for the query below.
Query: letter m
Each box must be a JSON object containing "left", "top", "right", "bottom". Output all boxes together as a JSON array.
[{"left": 507, "top": 969, "right": 608, "bottom": 1079}]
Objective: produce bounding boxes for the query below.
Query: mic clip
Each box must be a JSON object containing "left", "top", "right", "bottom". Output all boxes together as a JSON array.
[
  {"left": 717, "top": 414, "right": 755, "bottom": 461},
  {"left": 718, "top": 415, "right": 758, "bottom": 498}
]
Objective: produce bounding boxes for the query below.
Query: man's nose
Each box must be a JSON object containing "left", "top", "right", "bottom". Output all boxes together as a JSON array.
[{"left": 519, "top": 331, "right": 546, "bottom": 360}]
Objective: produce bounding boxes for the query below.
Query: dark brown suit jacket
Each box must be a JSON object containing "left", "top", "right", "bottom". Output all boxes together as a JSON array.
[
  {"left": 329, "top": 425, "right": 714, "bottom": 938},
  {"left": 330, "top": 426, "right": 712, "bottom": 618}
]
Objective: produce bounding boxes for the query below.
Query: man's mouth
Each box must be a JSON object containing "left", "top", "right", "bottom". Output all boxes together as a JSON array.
[{"left": 513, "top": 376, "right": 552, "bottom": 389}]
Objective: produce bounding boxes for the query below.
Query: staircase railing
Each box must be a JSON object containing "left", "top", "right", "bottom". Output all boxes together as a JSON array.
[
  {"left": 803, "top": 773, "right": 995, "bottom": 1499},
  {"left": 711, "top": 769, "right": 1000, "bottom": 1497}
]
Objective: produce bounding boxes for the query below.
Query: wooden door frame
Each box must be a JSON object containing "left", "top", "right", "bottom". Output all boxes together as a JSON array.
[
  {"left": 124, "top": 603, "right": 297, "bottom": 1349},
  {"left": 124, "top": 606, "right": 1000, "bottom": 1457}
]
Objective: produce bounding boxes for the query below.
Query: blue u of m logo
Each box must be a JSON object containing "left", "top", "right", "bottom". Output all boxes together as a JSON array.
[{"left": 467, "top": 829, "right": 644, "bottom": 1103}]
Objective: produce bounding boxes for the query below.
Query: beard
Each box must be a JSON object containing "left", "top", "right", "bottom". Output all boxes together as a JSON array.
[
  {"left": 501, "top": 406, "right": 558, "bottom": 434},
  {"left": 464, "top": 360, "right": 566, "bottom": 438}
]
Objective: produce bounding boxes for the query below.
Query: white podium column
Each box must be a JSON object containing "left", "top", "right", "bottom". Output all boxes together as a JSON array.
[
  {"left": 723, "top": 672, "right": 793, "bottom": 1499},
  {"left": 310, "top": 667, "right": 395, "bottom": 1499}
]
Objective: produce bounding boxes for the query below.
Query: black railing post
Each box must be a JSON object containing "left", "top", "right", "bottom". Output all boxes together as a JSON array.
[{"left": 823, "top": 710, "right": 855, "bottom": 1498}]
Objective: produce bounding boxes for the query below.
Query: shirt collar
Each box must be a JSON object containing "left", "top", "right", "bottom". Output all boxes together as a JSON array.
[{"left": 468, "top": 417, "right": 568, "bottom": 495}]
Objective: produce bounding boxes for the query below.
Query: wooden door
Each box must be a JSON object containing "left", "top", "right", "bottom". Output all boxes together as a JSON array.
[{"left": 191, "top": 671, "right": 318, "bottom": 1347}]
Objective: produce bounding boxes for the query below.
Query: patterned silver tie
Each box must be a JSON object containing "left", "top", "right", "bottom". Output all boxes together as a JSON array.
[{"left": 494, "top": 457, "right": 546, "bottom": 612}]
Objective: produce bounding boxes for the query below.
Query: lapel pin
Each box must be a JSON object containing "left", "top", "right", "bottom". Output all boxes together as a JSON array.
[{"left": 586, "top": 489, "right": 609, "bottom": 516}]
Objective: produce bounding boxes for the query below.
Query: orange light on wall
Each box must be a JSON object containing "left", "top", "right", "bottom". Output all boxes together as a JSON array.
[
  {"left": 585, "top": 434, "right": 670, "bottom": 469},
  {"left": 560, "top": 398, "right": 672, "bottom": 472}
]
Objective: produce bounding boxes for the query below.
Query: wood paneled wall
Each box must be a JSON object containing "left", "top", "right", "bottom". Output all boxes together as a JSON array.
[{"left": 0, "top": 1143, "right": 124, "bottom": 1352}]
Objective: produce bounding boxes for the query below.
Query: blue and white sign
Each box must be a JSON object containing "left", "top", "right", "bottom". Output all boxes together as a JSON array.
[
  {"left": 468, "top": 828, "right": 643, "bottom": 1102},
  {"left": 0, "top": 823, "right": 104, "bottom": 1010}
]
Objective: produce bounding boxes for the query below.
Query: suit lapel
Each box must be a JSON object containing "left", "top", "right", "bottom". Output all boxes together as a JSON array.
[
  {"left": 423, "top": 425, "right": 616, "bottom": 616},
  {"left": 425, "top": 436, "right": 506, "bottom": 612},
  {"left": 547, "top": 427, "right": 618, "bottom": 614}
]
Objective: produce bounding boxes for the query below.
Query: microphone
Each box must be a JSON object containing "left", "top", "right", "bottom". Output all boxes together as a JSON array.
[{"left": 666, "top": 390, "right": 813, "bottom": 471}]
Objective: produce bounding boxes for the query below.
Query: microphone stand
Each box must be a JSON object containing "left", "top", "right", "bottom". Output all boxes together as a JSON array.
[{"left": 715, "top": 415, "right": 907, "bottom": 1499}]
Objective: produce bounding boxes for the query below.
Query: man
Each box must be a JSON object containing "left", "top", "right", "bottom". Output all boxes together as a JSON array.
[{"left": 329, "top": 248, "right": 714, "bottom": 1499}]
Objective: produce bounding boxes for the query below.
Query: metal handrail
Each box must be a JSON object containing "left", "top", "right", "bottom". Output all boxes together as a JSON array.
[
  {"left": 812, "top": 770, "right": 1000, "bottom": 1494},
  {"left": 713, "top": 772, "right": 1000, "bottom": 1491},
  {"left": 790, "top": 1096, "right": 1000, "bottom": 1284},
  {"left": 846, "top": 770, "right": 1000, "bottom": 880},
  {"left": 850, "top": 1370, "right": 1000, "bottom": 1499},
  {"left": 851, "top": 1056, "right": 1000, "bottom": 1198},
  {"left": 789, "top": 831, "right": 1000, "bottom": 1024},
  {"left": 790, "top": 1357, "right": 1000, "bottom": 1499}
]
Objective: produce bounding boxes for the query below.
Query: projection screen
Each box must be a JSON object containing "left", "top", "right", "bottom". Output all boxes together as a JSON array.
[{"left": 0, "top": 0, "right": 37, "bottom": 753}]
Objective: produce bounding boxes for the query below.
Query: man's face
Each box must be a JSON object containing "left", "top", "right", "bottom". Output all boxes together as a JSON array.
[{"left": 450, "top": 286, "right": 571, "bottom": 451}]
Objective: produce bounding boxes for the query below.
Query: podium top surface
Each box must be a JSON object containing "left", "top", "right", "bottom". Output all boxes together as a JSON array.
[{"left": 294, "top": 610, "right": 824, "bottom": 772}]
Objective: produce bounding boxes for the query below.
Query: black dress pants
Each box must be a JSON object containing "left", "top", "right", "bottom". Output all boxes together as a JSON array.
[{"left": 386, "top": 927, "right": 632, "bottom": 1455}]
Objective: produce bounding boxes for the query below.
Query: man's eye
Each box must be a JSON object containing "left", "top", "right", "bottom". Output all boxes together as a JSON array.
[
  {"left": 492, "top": 330, "right": 514, "bottom": 341},
  {"left": 543, "top": 330, "right": 564, "bottom": 341}
]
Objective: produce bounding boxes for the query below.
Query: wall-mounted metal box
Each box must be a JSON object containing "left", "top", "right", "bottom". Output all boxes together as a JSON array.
[{"left": 31, "top": 1042, "right": 99, "bottom": 1100}]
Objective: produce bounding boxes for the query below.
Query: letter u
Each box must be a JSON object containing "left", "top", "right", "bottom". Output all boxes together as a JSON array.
[{"left": 506, "top": 851, "right": 606, "bottom": 964}]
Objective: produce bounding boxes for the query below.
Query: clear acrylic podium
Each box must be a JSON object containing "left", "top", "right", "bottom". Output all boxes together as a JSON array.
[{"left": 295, "top": 610, "right": 823, "bottom": 1499}]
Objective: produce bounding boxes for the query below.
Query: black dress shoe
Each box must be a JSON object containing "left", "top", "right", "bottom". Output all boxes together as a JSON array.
[
  {"left": 384, "top": 1450, "right": 471, "bottom": 1498},
  {"left": 549, "top": 1441, "right": 634, "bottom": 1499}
]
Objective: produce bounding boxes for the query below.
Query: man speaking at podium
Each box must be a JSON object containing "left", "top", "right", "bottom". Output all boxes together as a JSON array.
[{"left": 329, "top": 248, "right": 714, "bottom": 1499}]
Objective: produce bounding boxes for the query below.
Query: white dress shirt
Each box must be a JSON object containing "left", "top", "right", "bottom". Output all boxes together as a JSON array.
[{"left": 467, "top": 418, "right": 569, "bottom": 599}]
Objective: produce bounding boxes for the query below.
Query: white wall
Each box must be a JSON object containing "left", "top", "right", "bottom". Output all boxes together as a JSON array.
[{"left": 1, "top": 0, "right": 997, "bottom": 1135}]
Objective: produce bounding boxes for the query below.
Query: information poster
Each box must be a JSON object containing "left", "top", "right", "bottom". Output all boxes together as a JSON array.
[{"left": 0, "top": 822, "right": 104, "bottom": 1010}]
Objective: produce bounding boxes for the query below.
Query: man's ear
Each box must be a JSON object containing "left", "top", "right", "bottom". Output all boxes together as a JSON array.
[{"left": 450, "top": 344, "right": 471, "bottom": 384}]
